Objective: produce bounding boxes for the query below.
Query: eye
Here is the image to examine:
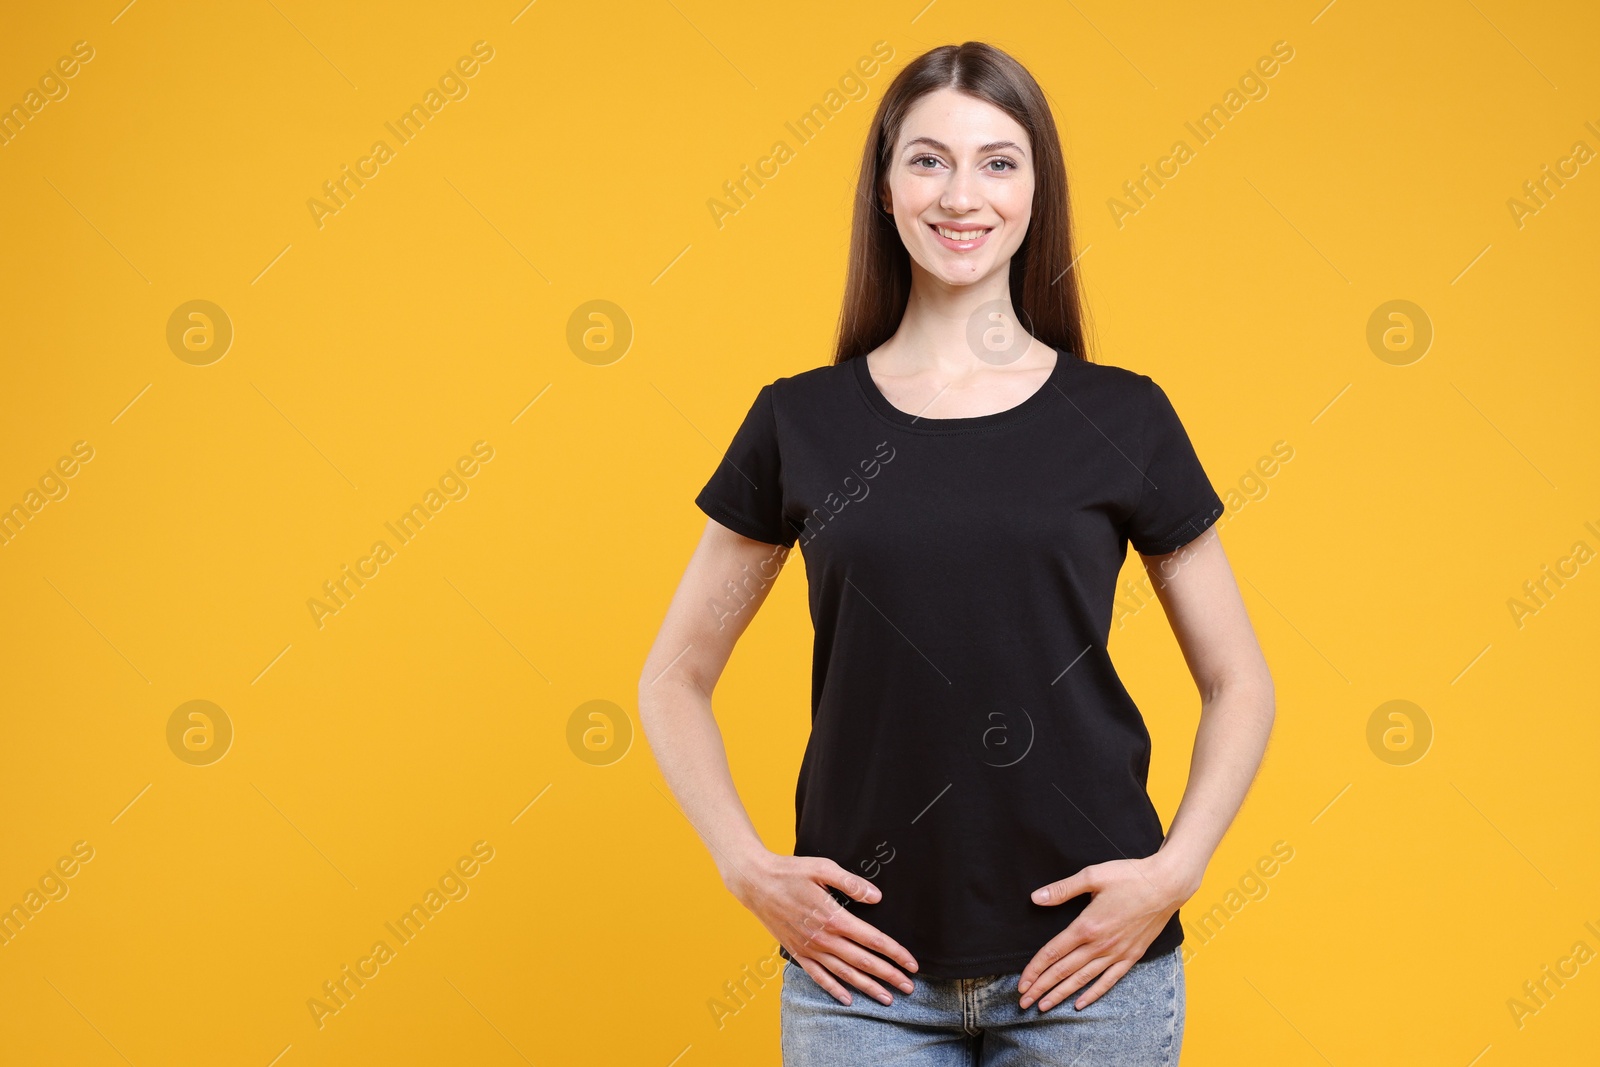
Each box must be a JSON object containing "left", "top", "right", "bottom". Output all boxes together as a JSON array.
[
  {"left": 909, "top": 154, "right": 945, "bottom": 170},
  {"left": 986, "top": 157, "right": 1018, "bottom": 173}
]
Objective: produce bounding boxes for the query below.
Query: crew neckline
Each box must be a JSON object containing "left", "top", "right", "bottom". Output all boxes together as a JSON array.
[{"left": 852, "top": 345, "right": 1069, "bottom": 432}]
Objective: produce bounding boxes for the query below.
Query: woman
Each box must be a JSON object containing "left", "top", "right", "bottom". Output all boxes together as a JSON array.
[{"left": 639, "top": 41, "right": 1274, "bottom": 1066}]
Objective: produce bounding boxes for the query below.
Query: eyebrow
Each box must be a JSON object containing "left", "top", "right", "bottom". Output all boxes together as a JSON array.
[{"left": 902, "top": 136, "right": 1028, "bottom": 157}]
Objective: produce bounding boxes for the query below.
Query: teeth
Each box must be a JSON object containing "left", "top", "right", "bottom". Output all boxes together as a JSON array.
[{"left": 936, "top": 225, "right": 989, "bottom": 241}]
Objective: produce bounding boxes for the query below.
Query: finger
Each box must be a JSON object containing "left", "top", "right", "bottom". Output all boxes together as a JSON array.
[
  {"left": 812, "top": 857, "right": 882, "bottom": 904},
  {"left": 1068, "top": 957, "right": 1134, "bottom": 1010},
  {"left": 1018, "top": 922, "right": 1095, "bottom": 992},
  {"left": 793, "top": 953, "right": 856, "bottom": 1006},
  {"left": 806, "top": 930, "right": 915, "bottom": 994},
  {"left": 1019, "top": 941, "right": 1101, "bottom": 1008},
  {"left": 1031, "top": 867, "right": 1093, "bottom": 907},
  {"left": 814, "top": 949, "right": 898, "bottom": 1006},
  {"left": 1036, "top": 954, "right": 1113, "bottom": 1011},
  {"left": 827, "top": 910, "right": 920, "bottom": 975}
]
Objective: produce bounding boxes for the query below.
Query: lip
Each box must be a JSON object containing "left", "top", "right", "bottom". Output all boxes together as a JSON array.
[{"left": 928, "top": 222, "right": 992, "bottom": 250}]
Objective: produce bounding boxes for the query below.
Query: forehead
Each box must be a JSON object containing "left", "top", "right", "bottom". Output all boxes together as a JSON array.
[{"left": 896, "top": 88, "right": 1030, "bottom": 155}]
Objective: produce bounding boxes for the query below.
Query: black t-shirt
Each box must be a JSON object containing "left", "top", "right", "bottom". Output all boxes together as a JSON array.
[{"left": 694, "top": 347, "right": 1226, "bottom": 978}]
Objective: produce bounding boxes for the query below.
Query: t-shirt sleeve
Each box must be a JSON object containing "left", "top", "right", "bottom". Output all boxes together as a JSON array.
[
  {"left": 694, "top": 383, "right": 797, "bottom": 547},
  {"left": 1126, "top": 376, "right": 1226, "bottom": 555}
]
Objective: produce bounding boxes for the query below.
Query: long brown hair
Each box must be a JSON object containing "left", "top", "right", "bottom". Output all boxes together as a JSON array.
[{"left": 832, "top": 42, "right": 1092, "bottom": 365}]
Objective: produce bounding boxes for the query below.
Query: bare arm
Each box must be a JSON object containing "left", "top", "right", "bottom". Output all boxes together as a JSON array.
[
  {"left": 1019, "top": 525, "right": 1275, "bottom": 1010},
  {"left": 1140, "top": 526, "right": 1276, "bottom": 898},
  {"left": 638, "top": 518, "right": 920, "bottom": 1006},
  {"left": 638, "top": 518, "right": 790, "bottom": 883}
]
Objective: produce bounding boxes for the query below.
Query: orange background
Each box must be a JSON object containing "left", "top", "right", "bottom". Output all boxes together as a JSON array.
[{"left": 1, "top": 1, "right": 1596, "bottom": 1063}]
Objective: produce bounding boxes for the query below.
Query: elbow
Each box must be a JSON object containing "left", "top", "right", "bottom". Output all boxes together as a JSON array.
[
  {"left": 637, "top": 649, "right": 712, "bottom": 731},
  {"left": 1202, "top": 665, "right": 1275, "bottom": 721}
]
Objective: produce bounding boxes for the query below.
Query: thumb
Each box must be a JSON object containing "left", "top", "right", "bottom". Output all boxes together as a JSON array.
[
  {"left": 812, "top": 857, "right": 882, "bottom": 904},
  {"left": 1032, "top": 867, "right": 1095, "bottom": 906}
]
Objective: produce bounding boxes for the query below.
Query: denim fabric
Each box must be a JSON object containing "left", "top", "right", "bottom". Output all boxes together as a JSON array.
[{"left": 780, "top": 945, "right": 1184, "bottom": 1066}]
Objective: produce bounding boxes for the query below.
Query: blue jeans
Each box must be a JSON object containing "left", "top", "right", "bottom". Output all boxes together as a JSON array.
[{"left": 780, "top": 946, "right": 1185, "bottom": 1066}]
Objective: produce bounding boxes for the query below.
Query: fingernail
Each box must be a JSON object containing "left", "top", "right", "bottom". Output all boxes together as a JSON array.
[
  {"left": 1017, "top": 979, "right": 1031, "bottom": 994},
  {"left": 1031, "top": 889, "right": 1049, "bottom": 903}
]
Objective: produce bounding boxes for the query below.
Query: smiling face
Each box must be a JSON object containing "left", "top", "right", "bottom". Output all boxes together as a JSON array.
[{"left": 882, "top": 87, "right": 1035, "bottom": 288}]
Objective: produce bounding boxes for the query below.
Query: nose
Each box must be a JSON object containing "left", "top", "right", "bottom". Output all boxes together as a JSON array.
[{"left": 939, "top": 163, "right": 981, "bottom": 214}]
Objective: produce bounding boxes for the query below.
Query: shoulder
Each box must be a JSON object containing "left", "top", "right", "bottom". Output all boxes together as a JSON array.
[
  {"left": 1063, "top": 356, "right": 1153, "bottom": 391},
  {"left": 765, "top": 360, "right": 857, "bottom": 408},
  {"left": 1054, "top": 356, "right": 1159, "bottom": 416}
]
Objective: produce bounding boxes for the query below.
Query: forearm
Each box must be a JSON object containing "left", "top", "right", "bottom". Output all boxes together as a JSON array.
[
  {"left": 1151, "top": 674, "right": 1275, "bottom": 898},
  {"left": 638, "top": 672, "right": 773, "bottom": 892}
]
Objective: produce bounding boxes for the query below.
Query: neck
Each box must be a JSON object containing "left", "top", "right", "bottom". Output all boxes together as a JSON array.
[{"left": 879, "top": 261, "right": 1038, "bottom": 373}]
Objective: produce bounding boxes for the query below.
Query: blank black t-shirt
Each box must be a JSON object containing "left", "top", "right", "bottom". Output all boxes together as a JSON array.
[{"left": 694, "top": 347, "right": 1226, "bottom": 979}]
